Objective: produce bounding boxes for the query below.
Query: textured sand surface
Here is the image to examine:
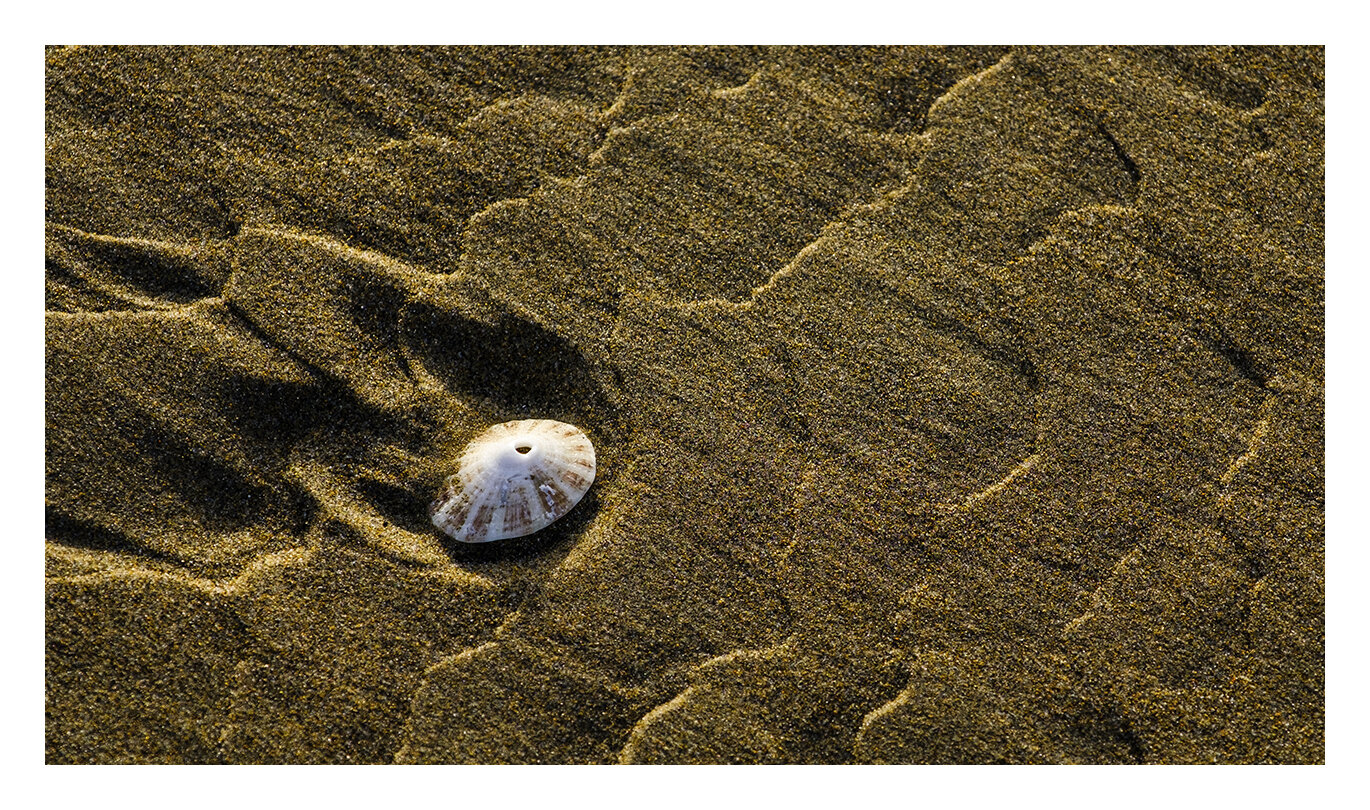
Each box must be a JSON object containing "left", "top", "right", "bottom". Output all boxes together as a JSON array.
[{"left": 45, "top": 46, "right": 1323, "bottom": 764}]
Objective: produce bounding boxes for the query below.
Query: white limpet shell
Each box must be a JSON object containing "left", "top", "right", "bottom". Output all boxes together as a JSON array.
[{"left": 429, "top": 419, "right": 597, "bottom": 543}]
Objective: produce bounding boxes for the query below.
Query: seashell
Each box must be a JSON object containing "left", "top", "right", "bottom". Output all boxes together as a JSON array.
[{"left": 429, "top": 419, "right": 597, "bottom": 543}]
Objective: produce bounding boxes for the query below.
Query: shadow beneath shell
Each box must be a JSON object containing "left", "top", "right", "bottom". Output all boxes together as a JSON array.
[{"left": 400, "top": 295, "right": 619, "bottom": 574}]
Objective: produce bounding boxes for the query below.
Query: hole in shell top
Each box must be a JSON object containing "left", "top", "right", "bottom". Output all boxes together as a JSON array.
[{"left": 429, "top": 419, "right": 597, "bottom": 543}]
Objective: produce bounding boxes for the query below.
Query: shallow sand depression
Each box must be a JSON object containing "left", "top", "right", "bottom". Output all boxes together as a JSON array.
[{"left": 45, "top": 46, "right": 1323, "bottom": 764}]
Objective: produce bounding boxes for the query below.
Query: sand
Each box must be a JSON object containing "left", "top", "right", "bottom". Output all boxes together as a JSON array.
[{"left": 45, "top": 46, "right": 1324, "bottom": 764}]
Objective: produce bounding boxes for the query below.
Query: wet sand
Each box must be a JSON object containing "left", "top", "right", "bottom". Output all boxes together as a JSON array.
[{"left": 45, "top": 46, "right": 1324, "bottom": 763}]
